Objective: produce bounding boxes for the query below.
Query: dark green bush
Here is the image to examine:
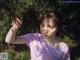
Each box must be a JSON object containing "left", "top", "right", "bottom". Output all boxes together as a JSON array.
[{"left": 0, "top": 0, "right": 80, "bottom": 60}]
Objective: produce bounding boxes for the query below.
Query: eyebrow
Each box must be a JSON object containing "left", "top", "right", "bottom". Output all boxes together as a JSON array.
[{"left": 41, "top": 19, "right": 56, "bottom": 27}]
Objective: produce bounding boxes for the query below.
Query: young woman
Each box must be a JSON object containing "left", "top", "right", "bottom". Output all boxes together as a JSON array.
[{"left": 5, "top": 11, "right": 71, "bottom": 60}]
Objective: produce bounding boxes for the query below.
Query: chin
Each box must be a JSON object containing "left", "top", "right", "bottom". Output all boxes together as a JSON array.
[{"left": 43, "top": 35, "right": 49, "bottom": 38}]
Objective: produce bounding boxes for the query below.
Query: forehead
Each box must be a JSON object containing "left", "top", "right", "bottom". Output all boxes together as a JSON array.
[{"left": 41, "top": 18, "right": 56, "bottom": 26}]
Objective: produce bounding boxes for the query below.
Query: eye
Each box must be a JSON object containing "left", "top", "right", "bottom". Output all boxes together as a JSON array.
[
  {"left": 48, "top": 25, "right": 55, "bottom": 29},
  {"left": 41, "top": 24, "right": 45, "bottom": 27}
]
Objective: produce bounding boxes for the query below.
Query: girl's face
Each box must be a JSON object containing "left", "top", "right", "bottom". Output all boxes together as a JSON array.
[{"left": 40, "top": 18, "right": 57, "bottom": 39}]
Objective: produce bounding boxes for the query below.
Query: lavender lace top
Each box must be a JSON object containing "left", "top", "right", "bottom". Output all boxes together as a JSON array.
[{"left": 25, "top": 33, "right": 70, "bottom": 60}]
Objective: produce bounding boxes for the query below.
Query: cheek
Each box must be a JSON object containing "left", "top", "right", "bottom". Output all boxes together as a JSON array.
[
  {"left": 49, "top": 28, "right": 57, "bottom": 35},
  {"left": 40, "top": 26, "right": 43, "bottom": 33}
]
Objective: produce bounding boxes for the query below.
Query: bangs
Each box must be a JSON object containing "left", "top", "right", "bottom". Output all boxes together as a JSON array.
[
  {"left": 40, "top": 18, "right": 49, "bottom": 25},
  {"left": 40, "top": 17, "right": 57, "bottom": 27},
  {"left": 40, "top": 11, "right": 58, "bottom": 27}
]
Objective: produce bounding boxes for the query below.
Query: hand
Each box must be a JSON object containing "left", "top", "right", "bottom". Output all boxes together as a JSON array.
[{"left": 11, "top": 17, "right": 23, "bottom": 30}]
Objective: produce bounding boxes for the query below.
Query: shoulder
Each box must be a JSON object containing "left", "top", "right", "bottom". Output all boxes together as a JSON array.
[
  {"left": 59, "top": 42, "right": 68, "bottom": 48},
  {"left": 58, "top": 42, "right": 69, "bottom": 53},
  {"left": 25, "top": 33, "right": 42, "bottom": 38},
  {"left": 26, "top": 33, "right": 41, "bottom": 35},
  {"left": 33, "top": 33, "right": 42, "bottom": 38},
  {"left": 33, "top": 33, "right": 41, "bottom": 36}
]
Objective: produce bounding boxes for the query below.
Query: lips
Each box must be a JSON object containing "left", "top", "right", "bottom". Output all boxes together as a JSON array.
[{"left": 43, "top": 34, "right": 48, "bottom": 37}]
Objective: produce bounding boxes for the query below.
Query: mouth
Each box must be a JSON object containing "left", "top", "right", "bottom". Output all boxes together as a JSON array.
[{"left": 43, "top": 34, "right": 48, "bottom": 37}]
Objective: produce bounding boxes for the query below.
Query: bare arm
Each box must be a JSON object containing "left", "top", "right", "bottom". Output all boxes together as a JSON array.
[
  {"left": 5, "top": 17, "right": 26, "bottom": 44},
  {"left": 5, "top": 27, "right": 26, "bottom": 44}
]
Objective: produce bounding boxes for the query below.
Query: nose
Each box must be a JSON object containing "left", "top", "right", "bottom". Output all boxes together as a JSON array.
[
  {"left": 43, "top": 27, "right": 48, "bottom": 34},
  {"left": 43, "top": 26, "right": 48, "bottom": 30},
  {"left": 43, "top": 30, "right": 48, "bottom": 34}
]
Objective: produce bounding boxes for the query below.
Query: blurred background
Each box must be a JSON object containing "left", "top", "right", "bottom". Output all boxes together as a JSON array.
[{"left": 0, "top": 0, "right": 80, "bottom": 60}]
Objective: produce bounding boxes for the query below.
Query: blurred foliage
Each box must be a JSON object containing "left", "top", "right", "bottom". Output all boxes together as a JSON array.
[
  {"left": 4, "top": 44, "right": 30, "bottom": 60},
  {"left": 0, "top": 0, "right": 80, "bottom": 60},
  {"left": 61, "top": 35, "right": 77, "bottom": 48}
]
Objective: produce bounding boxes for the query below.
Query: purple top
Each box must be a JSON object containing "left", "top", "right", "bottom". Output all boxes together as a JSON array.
[{"left": 25, "top": 33, "right": 70, "bottom": 60}]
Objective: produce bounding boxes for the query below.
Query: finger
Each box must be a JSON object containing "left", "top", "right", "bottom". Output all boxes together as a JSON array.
[
  {"left": 15, "top": 20, "right": 21, "bottom": 28},
  {"left": 16, "top": 20, "right": 21, "bottom": 26},
  {"left": 15, "top": 19, "right": 22, "bottom": 28},
  {"left": 15, "top": 18, "right": 23, "bottom": 25}
]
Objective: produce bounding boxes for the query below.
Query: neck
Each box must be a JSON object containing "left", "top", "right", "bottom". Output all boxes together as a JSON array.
[{"left": 44, "top": 36, "right": 58, "bottom": 45}]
